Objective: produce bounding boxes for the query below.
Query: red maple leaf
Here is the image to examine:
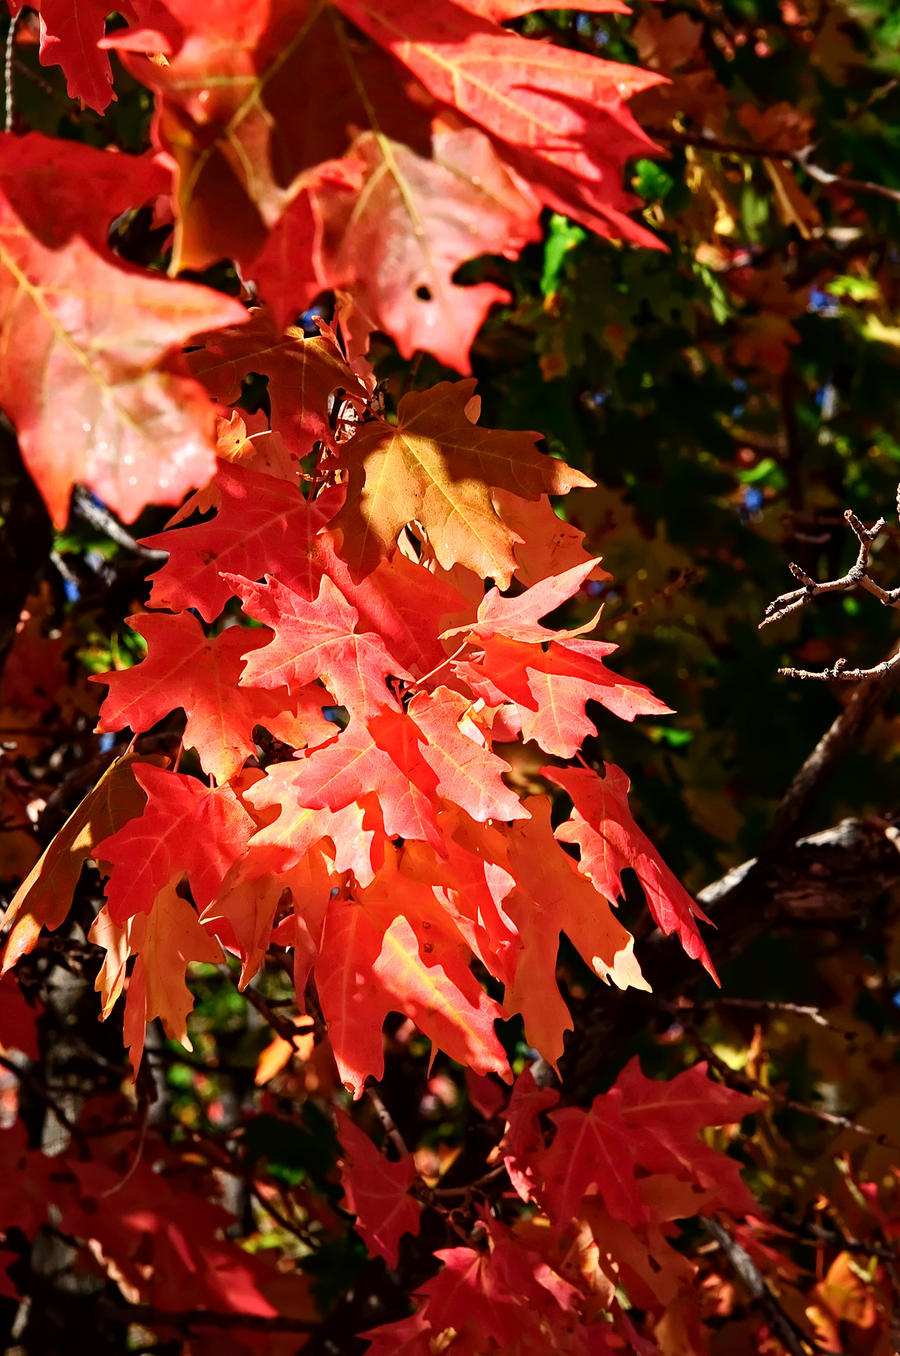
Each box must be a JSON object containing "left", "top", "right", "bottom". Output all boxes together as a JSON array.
[
  {"left": 144, "top": 459, "right": 474, "bottom": 673},
  {"left": 94, "top": 612, "right": 329, "bottom": 782},
  {"left": 0, "top": 225, "right": 245, "bottom": 525},
  {"left": 447, "top": 559, "right": 669, "bottom": 755},
  {"left": 335, "top": 1107, "right": 423, "bottom": 1267},
  {"left": 15, "top": 0, "right": 116, "bottom": 112},
  {"left": 537, "top": 1089, "right": 647, "bottom": 1227},
  {"left": 1, "top": 753, "right": 164, "bottom": 971},
  {"left": 458, "top": 632, "right": 671, "bottom": 756},
  {"left": 615, "top": 1058, "right": 761, "bottom": 1214},
  {"left": 317, "top": 883, "right": 509, "bottom": 1097},
  {"left": 95, "top": 764, "right": 255, "bottom": 924},
  {"left": 334, "top": 0, "right": 664, "bottom": 247},
  {"left": 91, "top": 882, "right": 223, "bottom": 1070},
  {"left": 203, "top": 840, "right": 334, "bottom": 991},
  {"left": 0, "top": 133, "right": 167, "bottom": 253},
  {"left": 231, "top": 573, "right": 411, "bottom": 719},
  {"left": 331, "top": 379, "right": 592, "bottom": 583},
  {"left": 501, "top": 798, "right": 648, "bottom": 1067},
  {"left": 492, "top": 490, "right": 610, "bottom": 589},
  {"left": 546, "top": 763, "right": 717, "bottom": 978},
  {"left": 401, "top": 814, "right": 520, "bottom": 982},
  {"left": 271, "top": 723, "right": 444, "bottom": 851},
  {"left": 141, "top": 463, "right": 327, "bottom": 621},
  {"left": 500, "top": 1068, "right": 559, "bottom": 1205},
  {"left": 311, "top": 117, "right": 541, "bottom": 372},
  {"left": 455, "top": 557, "right": 605, "bottom": 643},
  {"left": 245, "top": 769, "right": 379, "bottom": 884},
  {"left": 58, "top": 1152, "right": 315, "bottom": 1321},
  {"left": 187, "top": 309, "right": 371, "bottom": 460},
  {"left": 404, "top": 687, "right": 527, "bottom": 824}
]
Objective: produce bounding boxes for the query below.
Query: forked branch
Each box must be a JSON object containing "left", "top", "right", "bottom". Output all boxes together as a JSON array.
[{"left": 761, "top": 494, "right": 900, "bottom": 681}]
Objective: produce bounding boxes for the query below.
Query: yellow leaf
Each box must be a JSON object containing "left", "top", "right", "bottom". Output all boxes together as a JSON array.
[
  {"left": 1, "top": 753, "right": 164, "bottom": 973},
  {"left": 332, "top": 379, "right": 593, "bottom": 585}
]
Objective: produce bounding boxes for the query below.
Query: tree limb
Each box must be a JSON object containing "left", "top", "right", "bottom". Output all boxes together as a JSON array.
[
  {"left": 760, "top": 645, "right": 900, "bottom": 856},
  {"left": 704, "top": 1218, "right": 828, "bottom": 1356},
  {"left": 560, "top": 814, "right": 900, "bottom": 1097}
]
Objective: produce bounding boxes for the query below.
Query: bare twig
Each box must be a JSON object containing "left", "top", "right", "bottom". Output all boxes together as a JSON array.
[
  {"left": 777, "top": 1213, "right": 900, "bottom": 1263},
  {"left": 364, "top": 1087, "right": 410, "bottom": 1160},
  {"left": 651, "top": 126, "right": 900, "bottom": 208},
  {"left": 704, "top": 997, "right": 831, "bottom": 1028},
  {"left": 686, "top": 1025, "right": 900, "bottom": 1150},
  {"left": 627, "top": 567, "right": 699, "bottom": 617},
  {"left": 247, "top": 1181, "right": 314, "bottom": 1245},
  {"left": 761, "top": 510, "right": 898, "bottom": 630},
  {"left": 70, "top": 486, "right": 168, "bottom": 560},
  {"left": 779, "top": 649, "right": 900, "bottom": 681},
  {"left": 238, "top": 983, "right": 315, "bottom": 1043},
  {"left": 428, "top": 1164, "right": 510, "bottom": 1199},
  {"left": 4, "top": 12, "right": 18, "bottom": 133},
  {"left": 761, "top": 498, "right": 900, "bottom": 681}
]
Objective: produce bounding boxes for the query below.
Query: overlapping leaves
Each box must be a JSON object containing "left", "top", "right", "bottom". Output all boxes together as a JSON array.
[
  {"left": 4, "top": 323, "right": 713, "bottom": 1099},
  {"left": 0, "top": 0, "right": 662, "bottom": 530}
]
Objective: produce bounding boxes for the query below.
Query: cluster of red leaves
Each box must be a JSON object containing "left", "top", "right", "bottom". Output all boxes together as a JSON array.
[
  {"left": 0, "top": 1101, "right": 316, "bottom": 1351},
  {"left": 1, "top": 306, "right": 754, "bottom": 1346},
  {"left": 2, "top": 0, "right": 663, "bottom": 532},
  {"left": 5, "top": 321, "right": 710, "bottom": 1087},
  {"left": 341, "top": 1063, "right": 761, "bottom": 1353}
]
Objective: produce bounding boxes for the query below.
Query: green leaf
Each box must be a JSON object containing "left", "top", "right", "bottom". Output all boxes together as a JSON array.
[{"left": 541, "top": 213, "right": 586, "bottom": 299}]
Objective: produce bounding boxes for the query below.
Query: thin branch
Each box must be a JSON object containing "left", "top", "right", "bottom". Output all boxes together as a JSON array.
[
  {"left": 776, "top": 1213, "right": 900, "bottom": 1263},
  {"left": 247, "top": 1181, "right": 315, "bottom": 1245},
  {"left": 365, "top": 1087, "right": 410, "bottom": 1160},
  {"left": 238, "top": 983, "right": 315, "bottom": 1043},
  {"left": 70, "top": 486, "right": 168, "bottom": 560},
  {"left": 428, "top": 1164, "right": 510, "bottom": 1199},
  {"left": 686, "top": 1025, "right": 900, "bottom": 1149},
  {"left": 627, "top": 566, "right": 699, "bottom": 618},
  {"left": 651, "top": 126, "right": 900, "bottom": 207},
  {"left": 4, "top": 12, "right": 18, "bottom": 133},
  {"left": 761, "top": 498, "right": 900, "bottom": 682},
  {"left": 779, "top": 649, "right": 900, "bottom": 681},
  {"left": 761, "top": 509, "right": 898, "bottom": 631},
  {"left": 704, "top": 1218, "right": 826, "bottom": 1356},
  {"left": 703, "top": 997, "right": 831, "bottom": 1028}
]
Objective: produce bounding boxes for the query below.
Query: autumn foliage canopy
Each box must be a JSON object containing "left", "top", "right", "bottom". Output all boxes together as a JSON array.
[{"left": 2, "top": 0, "right": 900, "bottom": 1352}]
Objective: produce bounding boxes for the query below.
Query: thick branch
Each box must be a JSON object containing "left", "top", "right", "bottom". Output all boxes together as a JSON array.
[
  {"left": 705, "top": 1219, "right": 824, "bottom": 1356},
  {"left": 762, "top": 639, "right": 900, "bottom": 855},
  {"left": 560, "top": 814, "right": 900, "bottom": 1097}
]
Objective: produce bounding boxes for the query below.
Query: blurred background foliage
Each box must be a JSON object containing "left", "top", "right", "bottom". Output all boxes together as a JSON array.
[{"left": 4, "top": 1, "right": 900, "bottom": 1349}]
